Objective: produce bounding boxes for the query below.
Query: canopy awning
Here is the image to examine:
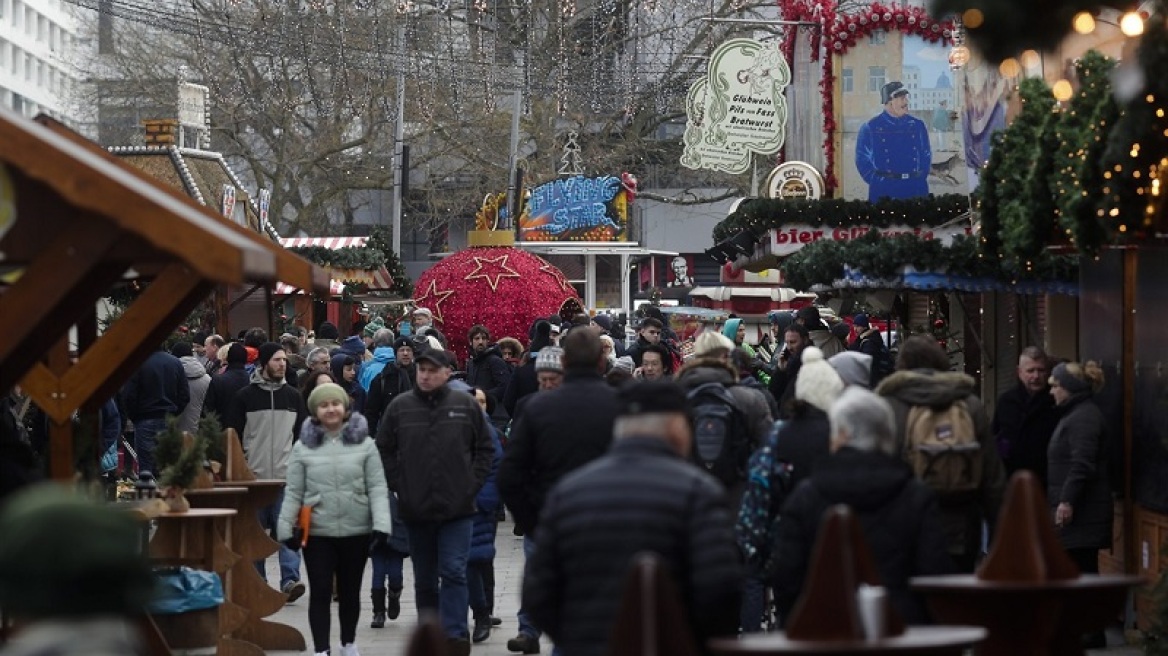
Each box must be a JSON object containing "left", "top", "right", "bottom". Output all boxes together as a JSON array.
[
  {"left": 280, "top": 236, "right": 368, "bottom": 248},
  {"left": 275, "top": 236, "right": 393, "bottom": 296}
]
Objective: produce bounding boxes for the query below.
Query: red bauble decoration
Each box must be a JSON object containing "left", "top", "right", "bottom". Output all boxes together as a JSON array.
[
  {"left": 412, "top": 246, "right": 582, "bottom": 365},
  {"left": 934, "top": 318, "right": 947, "bottom": 329}
]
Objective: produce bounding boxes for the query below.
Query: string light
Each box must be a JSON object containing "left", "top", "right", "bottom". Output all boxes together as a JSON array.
[
  {"left": 1120, "top": 11, "right": 1145, "bottom": 37},
  {"left": 1072, "top": 12, "right": 1096, "bottom": 34}
]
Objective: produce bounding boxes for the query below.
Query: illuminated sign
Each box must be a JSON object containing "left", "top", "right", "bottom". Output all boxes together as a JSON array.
[
  {"left": 764, "top": 162, "right": 825, "bottom": 200},
  {"left": 520, "top": 176, "right": 630, "bottom": 242}
]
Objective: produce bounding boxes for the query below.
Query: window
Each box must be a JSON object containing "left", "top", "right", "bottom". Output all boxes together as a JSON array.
[
  {"left": 869, "top": 30, "right": 886, "bottom": 45},
  {"left": 868, "top": 66, "right": 886, "bottom": 92},
  {"left": 842, "top": 68, "right": 853, "bottom": 93},
  {"left": 0, "top": 40, "right": 6, "bottom": 68}
]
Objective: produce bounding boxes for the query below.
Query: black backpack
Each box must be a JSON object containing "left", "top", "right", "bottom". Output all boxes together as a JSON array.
[{"left": 687, "top": 382, "right": 751, "bottom": 488}]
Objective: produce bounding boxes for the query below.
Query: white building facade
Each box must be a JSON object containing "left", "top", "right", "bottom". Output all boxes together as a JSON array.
[{"left": 0, "top": 0, "right": 78, "bottom": 121}]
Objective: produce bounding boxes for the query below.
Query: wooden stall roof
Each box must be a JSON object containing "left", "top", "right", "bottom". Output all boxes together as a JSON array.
[{"left": 0, "top": 109, "right": 321, "bottom": 441}]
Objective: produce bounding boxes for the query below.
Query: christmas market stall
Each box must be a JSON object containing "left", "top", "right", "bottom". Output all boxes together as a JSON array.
[
  {"left": 0, "top": 111, "right": 326, "bottom": 479},
  {"left": 109, "top": 119, "right": 330, "bottom": 338}
]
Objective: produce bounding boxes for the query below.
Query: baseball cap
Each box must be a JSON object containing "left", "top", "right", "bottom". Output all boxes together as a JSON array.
[{"left": 414, "top": 348, "right": 450, "bottom": 368}]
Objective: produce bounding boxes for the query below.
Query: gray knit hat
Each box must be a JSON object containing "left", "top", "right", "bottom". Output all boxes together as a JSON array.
[{"left": 535, "top": 347, "right": 565, "bottom": 373}]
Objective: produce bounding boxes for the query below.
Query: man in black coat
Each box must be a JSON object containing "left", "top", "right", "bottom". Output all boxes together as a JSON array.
[
  {"left": 122, "top": 345, "right": 190, "bottom": 475},
  {"left": 498, "top": 329, "right": 620, "bottom": 654},
  {"left": 771, "top": 387, "right": 953, "bottom": 626},
  {"left": 202, "top": 343, "right": 251, "bottom": 424},
  {"left": 992, "top": 346, "right": 1061, "bottom": 488},
  {"left": 466, "top": 325, "right": 512, "bottom": 405},
  {"left": 522, "top": 381, "right": 742, "bottom": 656},
  {"left": 365, "top": 337, "right": 417, "bottom": 434}
]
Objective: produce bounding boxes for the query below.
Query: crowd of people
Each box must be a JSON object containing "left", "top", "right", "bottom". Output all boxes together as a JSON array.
[{"left": 0, "top": 304, "right": 1117, "bottom": 655}]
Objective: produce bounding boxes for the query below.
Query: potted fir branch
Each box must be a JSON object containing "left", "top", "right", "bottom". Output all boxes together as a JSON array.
[{"left": 154, "top": 416, "right": 208, "bottom": 513}]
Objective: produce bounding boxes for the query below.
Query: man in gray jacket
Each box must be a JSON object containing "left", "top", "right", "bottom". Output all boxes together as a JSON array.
[
  {"left": 376, "top": 348, "right": 494, "bottom": 656},
  {"left": 226, "top": 342, "right": 309, "bottom": 602}
]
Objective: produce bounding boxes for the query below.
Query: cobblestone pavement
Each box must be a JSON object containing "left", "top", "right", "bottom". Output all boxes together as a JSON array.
[{"left": 261, "top": 518, "right": 1143, "bottom": 655}]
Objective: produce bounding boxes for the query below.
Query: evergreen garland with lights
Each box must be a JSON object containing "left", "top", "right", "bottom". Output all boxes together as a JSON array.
[
  {"left": 981, "top": 77, "right": 1059, "bottom": 263},
  {"left": 1053, "top": 50, "right": 1119, "bottom": 255},
  {"left": 712, "top": 194, "right": 970, "bottom": 243},
  {"left": 1100, "top": 10, "right": 1168, "bottom": 242},
  {"left": 366, "top": 227, "right": 414, "bottom": 298},
  {"left": 286, "top": 245, "right": 386, "bottom": 270},
  {"left": 929, "top": 0, "right": 1128, "bottom": 63}
]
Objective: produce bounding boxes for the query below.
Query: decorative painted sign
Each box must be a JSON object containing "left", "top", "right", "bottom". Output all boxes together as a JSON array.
[
  {"left": 178, "top": 82, "right": 210, "bottom": 130},
  {"left": 258, "top": 188, "right": 271, "bottom": 227},
  {"left": 519, "top": 175, "right": 630, "bottom": 242},
  {"left": 681, "top": 38, "right": 790, "bottom": 174},
  {"left": 764, "top": 162, "right": 825, "bottom": 200},
  {"left": 221, "top": 184, "right": 236, "bottom": 221}
]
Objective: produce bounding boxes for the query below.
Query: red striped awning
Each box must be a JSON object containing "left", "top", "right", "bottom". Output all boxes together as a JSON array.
[
  {"left": 275, "top": 265, "right": 393, "bottom": 296},
  {"left": 279, "top": 236, "right": 369, "bottom": 249}
]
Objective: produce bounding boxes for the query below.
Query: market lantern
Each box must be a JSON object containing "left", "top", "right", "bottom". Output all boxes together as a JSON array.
[{"left": 412, "top": 246, "right": 582, "bottom": 366}]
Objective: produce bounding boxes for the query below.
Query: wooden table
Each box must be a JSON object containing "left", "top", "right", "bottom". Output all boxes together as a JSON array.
[
  {"left": 149, "top": 507, "right": 237, "bottom": 571},
  {"left": 185, "top": 487, "right": 260, "bottom": 656},
  {"left": 213, "top": 479, "right": 305, "bottom": 652},
  {"left": 709, "top": 627, "right": 987, "bottom": 655},
  {"left": 912, "top": 574, "right": 1143, "bottom": 656}
]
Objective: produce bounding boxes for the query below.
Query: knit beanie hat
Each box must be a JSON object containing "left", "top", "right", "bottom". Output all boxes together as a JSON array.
[
  {"left": 535, "top": 346, "right": 565, "bottom": 373},
  {"left": 592, "top": 314, "right": 613, "bottom": 331},
  {"left": 170, "top": 341, "right": 193, "bottom": 358},
  {"left": 257, "top": 342, "right": 284, "bottom": 367},
  {"left": 612, "top": 356, "right": 635, "bottom": 376},
  {"left": 1049, "top": 362, "right": 1093, "bottom": 395},
  {"left": 693, "top": 331, "right": 735, "bottom": 358},
  {"left": 796, "top": 346, "right": 845, "bottom": 413},
  {"left": 226, "top": 342, "right": 248, "bottom": 365},
  {"left": 393, "top": 336, "right": 415, "bottom": 353},
  {"left": 307, "top": 382, "right": 350, "bottom": 412},
  {"left": 0, "top": 485, "right": 154, "bottom": 617},
  {"left": 363, "top": 317, "right": 386, "bottom": 338},
  {"left": 317, "top": 321, "right": 340, "bottom": 340},
  {"left": 828, "top": 351, "right": 873, "bottom": 389}
]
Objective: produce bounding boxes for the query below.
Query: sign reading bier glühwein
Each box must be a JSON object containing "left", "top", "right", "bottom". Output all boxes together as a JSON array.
[
  {"left": 680, "top": 38, "right": 790, "bottom": 175},
  {"left": 736, "top": 223, "right": 973, "bottom": 272}
]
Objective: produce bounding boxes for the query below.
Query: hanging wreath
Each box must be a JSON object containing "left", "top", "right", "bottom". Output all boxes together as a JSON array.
[{"left": 774, "top": 0, "right": 954, "bottom": 194}]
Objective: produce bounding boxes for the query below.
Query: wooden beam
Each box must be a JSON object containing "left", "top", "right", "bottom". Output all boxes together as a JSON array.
[
  {"left": 230, "top": 284, "right": 264, "bottom": 311},
  {"left": 0, "top": 220, "right": 120, "bottom": 382},
  {"left": 46, "top": 337, "right": 72, "bottom": 480}
]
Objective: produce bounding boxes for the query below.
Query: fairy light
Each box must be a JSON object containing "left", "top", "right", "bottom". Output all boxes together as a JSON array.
[
  {"left": 1120, "top": 11, "right": 1145, "bottom": 37},
  {"left": 1073, "top": 12, "right": 1096, "bottom": 34}
]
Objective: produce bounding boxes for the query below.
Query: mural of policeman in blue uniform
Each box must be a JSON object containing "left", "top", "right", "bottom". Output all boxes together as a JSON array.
[{"left": 855, "top": 81, "right": 932, "bottom": 202}]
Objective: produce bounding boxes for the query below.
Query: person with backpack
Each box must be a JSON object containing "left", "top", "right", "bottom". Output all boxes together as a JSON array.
[
  {"left": 875, "top": 335, "right": 1006, "bottom": 572},
  {"left": 770, "top": 387, "right": 953, "bottom": 626},
  {"left": 849, "top": 313, "right": 895, "bottom": 387}
]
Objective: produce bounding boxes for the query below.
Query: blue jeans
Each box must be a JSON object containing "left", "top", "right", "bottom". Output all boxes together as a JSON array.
[
  {"left": 371, "top": 546, "right": 405, "bottom": 591},
  {"left": 517, "top": 536, "right": 542, "bottom": 639},
  {"left": 407, "top": 518, "right": 473, "bottom": 640},
  {"left": 133, "top": 417, "right": 167, "bottom": 476},
  {"left": 255, "top": 488, "right": 301, "bottom": 588}
]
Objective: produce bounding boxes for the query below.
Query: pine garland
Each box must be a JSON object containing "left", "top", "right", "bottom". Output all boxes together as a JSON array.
[
  {"left": 1053, "top": 50, "right": 1119, "bottom": 255},
  {"left": 986, "top": 78, "right": 1059, "bottom": 264},
  {"left": 197, "top": 413, "right": 225, "bottom": 466},
  {"left": 712, "top": 194, "right": 970, "bottom": 243},
  {"left": 1100, "top": 10, "right": 1168, "bottom": 242},
  {"left": 287, "top": 245, "right": 387, "bottom": 270}
]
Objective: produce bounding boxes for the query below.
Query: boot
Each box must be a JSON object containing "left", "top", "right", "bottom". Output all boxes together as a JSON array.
[
  {"left": 472, "top": 617, "right": 491, "bottom": 643},
  {"left": 386, "top": 587, "right": 402, "bottom": 621},
  {"left": 446, "top": 638, "right": 472, "bottom": 656},
  {"left": 370, "top": 588, "right": 386, "bottom": 629}
]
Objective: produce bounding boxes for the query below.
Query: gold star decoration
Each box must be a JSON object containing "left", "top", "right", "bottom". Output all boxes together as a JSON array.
[
  {"left": 539, "top": 260, "right": 574, "bottom": 293},
  {"left": 414, "top": 279, "right": 455, "bottom": 324},
  {"left": 464, "top": 254, "right": 521, "bottom": 292}
]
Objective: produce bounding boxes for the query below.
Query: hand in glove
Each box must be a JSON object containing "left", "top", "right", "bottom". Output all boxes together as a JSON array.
[
  {"left": 284, "top": 527, "right": 304, "bottom": 552},
  {"left": 369, "top": 530, "right": 389, "bottom": 555}
]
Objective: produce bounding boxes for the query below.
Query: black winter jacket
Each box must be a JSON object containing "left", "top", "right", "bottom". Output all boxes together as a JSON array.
[
  {"left": 503, "top": 354, "right": 539, "bottom": 418},
  {"left": 201, "top": 364, "right": 251, "bottom": 424},
  {"left": 497, "top": 369, "right": 620, "bottom": 535},
  {"left": 523, "top": 437, "right": 742, "bottom": 656},
  {"left": 122, "top": 350, "right": 190, "bottom": 421},
  {"left": 771, "top": 447, "right": 953, "bottom": 625},
  {"left": 993, "top": 382, "right": 1061, "bottom": 487},
  {"left": 876, "top": 369, "right": 1006, "bottom": 565},
  {"left": 376, "top": 385, "right": 494, "bottom": 523},
  {"left": 466, "top": 345, "right": 512, "bottom": 408},
  {"left": 771, "top": 405, "right": 831, "bottom": 490},
  {"left": 365, "top": 363, "right": 415, "bottom": 434},
  {"left": 1048, "top": 394, "right": 1113, "bottom": 551}
]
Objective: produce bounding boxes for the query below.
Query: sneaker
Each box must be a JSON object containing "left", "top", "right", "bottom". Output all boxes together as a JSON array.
[
  {"left": 370, "top": 612, "right": 386, "bottom": 629},
  {"left": 314, "top": 651, "right": 330, "bottom": 656},
  {"left": 282, "top": 580, "right": 306, "bottom": 604},
  {"left": 507, "top": 633, "right": 540, "bottom": 654},
  {"left": 490, "top": 616, "right": 503, "bottom": 626},
  {"left": 340, "top": 643, "right": 361, "bottom": 656}
]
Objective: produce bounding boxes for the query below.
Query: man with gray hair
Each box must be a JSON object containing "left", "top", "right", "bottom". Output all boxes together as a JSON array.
[
  {"left": 769, "top": 387, "right": 952, "bottom": 627},
  {"left": 522, "top": 381, "right": 742, "bottom": 656},
  {"left": 359, "top": 327, "right": 398, "bottom": 392}
]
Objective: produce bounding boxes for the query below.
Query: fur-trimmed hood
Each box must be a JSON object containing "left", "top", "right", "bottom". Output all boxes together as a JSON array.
[
  {"left": 675, "top": 356, "right": 738, "bottom": 389},
  {"left": 875, "top": 369, "right": 975, "bottom": 408},
  {"left": 298, "top": 411, "right": 370, "bottom": 448}
]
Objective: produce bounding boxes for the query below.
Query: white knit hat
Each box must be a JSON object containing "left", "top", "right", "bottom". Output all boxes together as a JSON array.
[{"left": 796, "top": 346, "right": 845, "bottom": 413}]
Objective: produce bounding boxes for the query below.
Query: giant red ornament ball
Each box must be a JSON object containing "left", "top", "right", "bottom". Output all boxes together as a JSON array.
[{"left": 412, "top": 246, "right": 582, "bottom": 366}]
